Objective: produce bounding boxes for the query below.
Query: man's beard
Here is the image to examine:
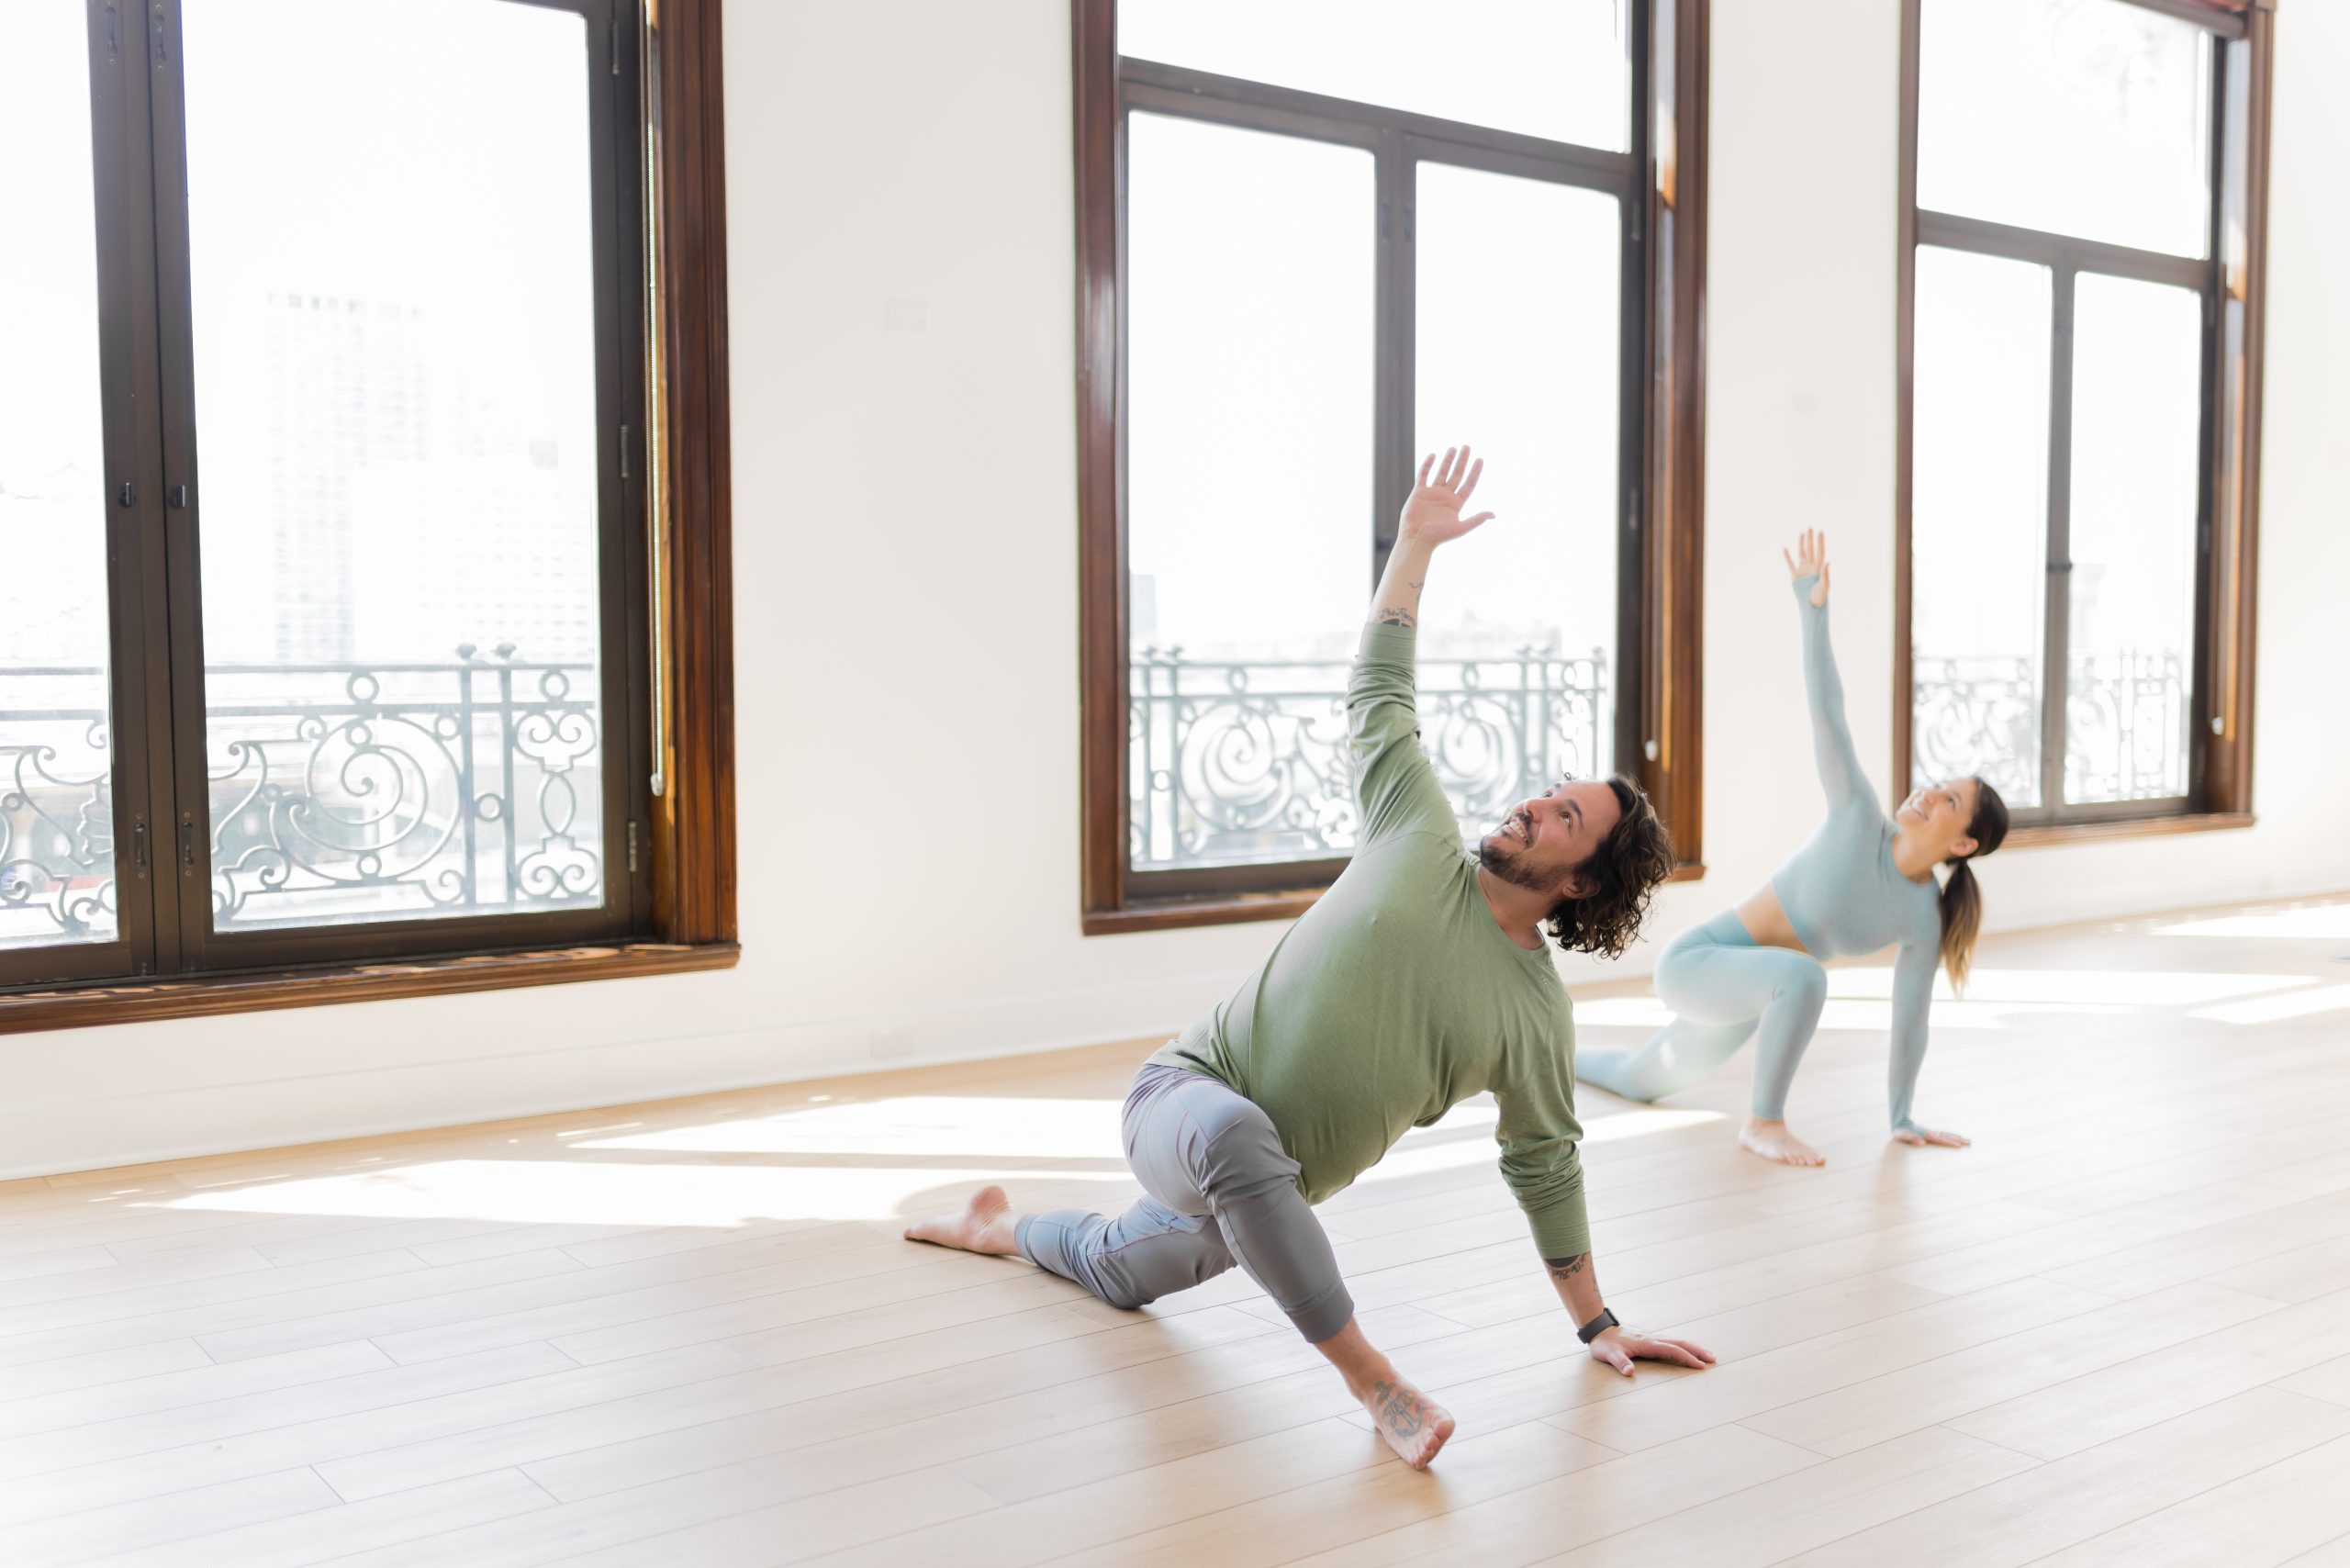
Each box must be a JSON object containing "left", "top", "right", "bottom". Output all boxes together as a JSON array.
[{"left": 1478, "top": 832, "right": 1561, "bottom": 895}]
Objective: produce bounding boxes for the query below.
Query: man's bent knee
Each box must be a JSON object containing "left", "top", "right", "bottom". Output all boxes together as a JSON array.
[{"left": 1194, "top": 1115, "right": 1301, "bottom": 1206}]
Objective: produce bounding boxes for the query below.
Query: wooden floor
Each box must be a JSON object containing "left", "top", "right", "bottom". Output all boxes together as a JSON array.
[{"left": 5, "top": 898, "right": 2350, "bottom": 1566}]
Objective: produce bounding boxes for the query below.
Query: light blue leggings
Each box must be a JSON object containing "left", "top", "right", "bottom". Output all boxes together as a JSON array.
[{"left": 1576, "top": 911, "right": 1830, "bottom": 1120}]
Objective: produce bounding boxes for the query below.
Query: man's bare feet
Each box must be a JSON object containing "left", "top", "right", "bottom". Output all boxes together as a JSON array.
[
  {"left": 903, "top": 1183, "right": 1021, "bottom": 1256},
  {"left": 1311, "top": 1318, "right": 1455, "bottom": 1469},
  {"left": 1740, "top": 1116, "right": 1826, "bottom": 1168},
  {"left": 1359, "top": 1372, "right": 1455, "bottom": 1470}
]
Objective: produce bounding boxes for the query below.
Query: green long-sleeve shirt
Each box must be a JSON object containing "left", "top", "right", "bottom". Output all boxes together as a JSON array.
[{"left": 1149, "top": 622, "right": 1592, "bottom": 1259}]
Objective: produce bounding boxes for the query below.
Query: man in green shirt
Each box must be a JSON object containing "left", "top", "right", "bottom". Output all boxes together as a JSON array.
[{"left": 910, "top": 448, "right": 1713, "bottom": 1469}]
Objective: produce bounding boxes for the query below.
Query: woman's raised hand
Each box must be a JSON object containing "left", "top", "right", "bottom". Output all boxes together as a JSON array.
[
  {"left": 1399, "top": 446, "right": 1495, "bottom": 546},
  {"left": 1783, "top": 528, "right": 1830, "bottom": 607}
]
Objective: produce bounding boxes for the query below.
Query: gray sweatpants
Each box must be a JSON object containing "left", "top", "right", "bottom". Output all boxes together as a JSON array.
[{"left": 1014, "top": 1062, "right": 1355, "bottom": 1343}]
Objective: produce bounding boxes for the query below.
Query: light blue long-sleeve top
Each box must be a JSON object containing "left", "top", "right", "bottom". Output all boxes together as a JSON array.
[{"left": 1773, "top": 576, "right": 1943, "bottom": 1132}]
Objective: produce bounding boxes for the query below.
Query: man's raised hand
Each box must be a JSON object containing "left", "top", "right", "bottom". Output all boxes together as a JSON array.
[{"left": 1400, "top": 446, "right": 1495, "bottom": 546}]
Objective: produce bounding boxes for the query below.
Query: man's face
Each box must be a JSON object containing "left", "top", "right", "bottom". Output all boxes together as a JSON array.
[{"left": 1478, "top": 776, "right": 1622, "bottom": 900}]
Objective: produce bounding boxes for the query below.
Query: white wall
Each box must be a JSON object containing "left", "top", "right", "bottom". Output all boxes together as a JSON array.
[{"left": 6, "top": 0, "right": 2345, "bottom": 1179}]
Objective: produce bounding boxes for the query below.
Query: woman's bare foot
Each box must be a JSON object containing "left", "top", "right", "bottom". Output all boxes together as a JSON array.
[
  {"left": 1360, "top": 1372, "right": 1455, "bottom": 1470},
  {"left": 903, "top": 1183, "right": 1021, "bottom": 1256},
  {"left": 1740, "top": 1116, "right": 1826, "bottom": 1168},
  {"left": 1894, "top": 1123, "right": 1971, "bottom": 1148}
]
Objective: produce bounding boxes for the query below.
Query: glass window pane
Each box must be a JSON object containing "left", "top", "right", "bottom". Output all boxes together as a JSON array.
[
  {"left": 1415, "top": 161, "right": 1620, "bottom": 844},
  {"left": 1918, "top": 0, "right": 2213, "bottom": 258},
  {"left": 2065, "top": 273, "right": 2199, "bottom": 804},
  {"left": 1125, "top": 114, "right": 1373, "bottom": 872},
  {"left": 0, "top": 4, "right": 118, "bottom": 954},
  {"left": 1118, "top": 0, "right": 1630, "bottom": 151},
  {"left": 183, "top": 0, "right": 605, "bottom": 930},
  {"left": 1910, "top": 246, "right": 2052, "bottom": 809}
]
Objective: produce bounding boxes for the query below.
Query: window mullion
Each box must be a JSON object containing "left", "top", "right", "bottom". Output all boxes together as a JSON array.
[
  {"left": 2041, "top": 263, "right": 2076, "bottom": 814},
  {"left": 1371, "top": 128, "right": 1411, "bottom": 584}
]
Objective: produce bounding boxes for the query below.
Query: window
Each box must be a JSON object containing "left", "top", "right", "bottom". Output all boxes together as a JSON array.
[
  {"left": 1897, "top": 0, "right": 2270, "bottom": 834},
  {"left": 1078, "top": 0, "right": 1708, "bottom": 932},
  {"left": 0, "top": 0, "right": 737, "bottom": 1020}
]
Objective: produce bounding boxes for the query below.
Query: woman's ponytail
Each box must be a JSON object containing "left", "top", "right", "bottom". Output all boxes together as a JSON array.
[
  {"left": 1939, "top": 857, "right": 1983, "bottom": 993},
  {"left": 1937, "top": 776, "right": 2009, "bottom": 993}
]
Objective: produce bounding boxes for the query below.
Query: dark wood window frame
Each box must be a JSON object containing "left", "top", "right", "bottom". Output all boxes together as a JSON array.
[
  {"left": 0, "top": 0, "right": 737, "bottom": 1034},
  {"left": 1893, "top": 0, "right": 2272, "bottom": 850},
  {"left": 1076, "top": 0, "right": 1709, "bottom": 936}
]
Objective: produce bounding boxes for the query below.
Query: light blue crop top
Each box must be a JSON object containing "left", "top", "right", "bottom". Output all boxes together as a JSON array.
[{"left": 1771, "top": 577, "right": 1944, "bottom": 1131}]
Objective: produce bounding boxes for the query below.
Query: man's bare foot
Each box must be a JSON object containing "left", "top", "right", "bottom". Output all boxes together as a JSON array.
[
  {"left": 903, "top": 1183, "right": 1021, "bottom": 1256},
  {"left": 1740, "top": 1116, "right": 1826, "bottom": 1168},
  {"left": 1360, "top": 1372, "right": 1455, "bottom": 1470}
]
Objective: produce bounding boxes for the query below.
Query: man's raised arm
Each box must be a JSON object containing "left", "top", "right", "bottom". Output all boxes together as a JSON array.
[{"left": 1348, "top": 447, "right": 1492, "bottom": 846}]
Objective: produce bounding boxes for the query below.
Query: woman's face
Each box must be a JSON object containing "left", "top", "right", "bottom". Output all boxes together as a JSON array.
[{"left": 1897, "top": 778, "right": 1981, "bottom": 857}]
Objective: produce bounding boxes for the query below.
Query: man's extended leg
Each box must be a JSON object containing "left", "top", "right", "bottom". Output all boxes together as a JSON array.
[{"left": 906, "top": 1062, "right": 1455, "bottom": 1466}]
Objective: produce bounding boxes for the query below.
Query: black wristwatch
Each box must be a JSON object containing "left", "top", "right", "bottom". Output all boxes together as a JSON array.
[{"left": 1576, "top": 1306, "right": 1619, "bottom": 1344}]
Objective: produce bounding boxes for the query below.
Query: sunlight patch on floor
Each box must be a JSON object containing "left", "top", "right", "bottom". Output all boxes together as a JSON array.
[
  {"left": 569, "top": 1096, "right": 1130, "bottom": 1160},
  {"left": 2154, "top": 903, "right": 2350, "bottom": 941},
  {"left": 2190, "top": 983, "right": 2350, "bottom": 1026},
  {"left": 1575, "top": 965, "right": 2322, "bottom": 1036},
  {"left": 145, "top": 1090, "right": 1730, "bottom": 1227},
  {"left": 157, "top": 1155, "right": 1135, "bottom": 1226}
]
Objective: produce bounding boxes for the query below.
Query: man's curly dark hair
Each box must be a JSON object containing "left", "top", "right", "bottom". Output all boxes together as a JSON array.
[{"left": 1542, "top": 776, "right": 1674, "bottom": 958}]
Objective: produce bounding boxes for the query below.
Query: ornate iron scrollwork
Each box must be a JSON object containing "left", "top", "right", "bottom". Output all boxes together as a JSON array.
[{"left": 1129, "top": 646, "right": 1610, "bottom": 871}]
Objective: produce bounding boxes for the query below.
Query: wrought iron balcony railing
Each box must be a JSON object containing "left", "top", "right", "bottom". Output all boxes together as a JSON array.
[
  {"left": 1911, "top": 649, "right": 2189, "bottom": 809},
  {"left": 1129, "top": 645, "right": 1610, "bottom": 871},
  {"left": 0, "top": 648, "right": 600, "bottom": 948}
]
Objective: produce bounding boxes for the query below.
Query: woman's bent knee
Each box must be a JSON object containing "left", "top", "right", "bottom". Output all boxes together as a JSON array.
[{"left": 1784, "top": 960, "right": 1830, "bottom": 1008}]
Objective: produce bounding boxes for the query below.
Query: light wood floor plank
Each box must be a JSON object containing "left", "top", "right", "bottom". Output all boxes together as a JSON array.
[
  {"left": 0, "top": 1339, "right": 393, "bottom": 1443},
  {"left": 0, "top": 1467, "right": 340, "bottom": 1568},
  {"left": 2021, "top": 1433, "right": 2350, "bottom": 1568},
  {"left": 0, "top": 1342, "right": 578, "bottom": 1523},
  {"left": 526, "top": 1304, "right": 1295, "bottom": 1503},
  {"left": 1793, "top": 1385, "right": 2350, "bottom": 1565},
  {"left": 1528, "top": 1425, "right": 2032, "bottom": 1566},
  {"left": 1543, "top": 1275, "right": 2113, "bottom": 1454},
  {"left": 1024, "top": 1418, "right": 1622, "bottom": 1568},
  {"left": 78, "top": 1469, "right": 555, "bottom": 1568},
  {"left": 1942, "top": 1285, "right": 2350, "bottom": 1459},
  {"left": 0, "top": 1250, "right": 576, "bottom": 1372},
  {"left": 0, "top": 1338, "right": 213, "bottom": 1404},
  {"left": 307, "top": 1465, "right": 789, "bottom": 1567},
  {"left": 1739, "top": 1280, "right": 2280, "bottom": 1457}
]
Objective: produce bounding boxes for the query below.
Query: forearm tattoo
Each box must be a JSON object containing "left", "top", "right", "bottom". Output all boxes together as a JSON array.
[
  {"left": 1375, "top": 607, "right": 1418, "bottom": 628},
  {"left": 1370, "top": 1378, "right": 1427, "bottom": 1439},
  {"left": 1543, "top": 1254, "right": 1588, "bottom": 1283}
]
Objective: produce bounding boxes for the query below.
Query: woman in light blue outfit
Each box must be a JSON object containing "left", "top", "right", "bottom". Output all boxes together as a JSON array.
[{"left": 1577, "top": 531, "right": 2009, "bottom": 1166}]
